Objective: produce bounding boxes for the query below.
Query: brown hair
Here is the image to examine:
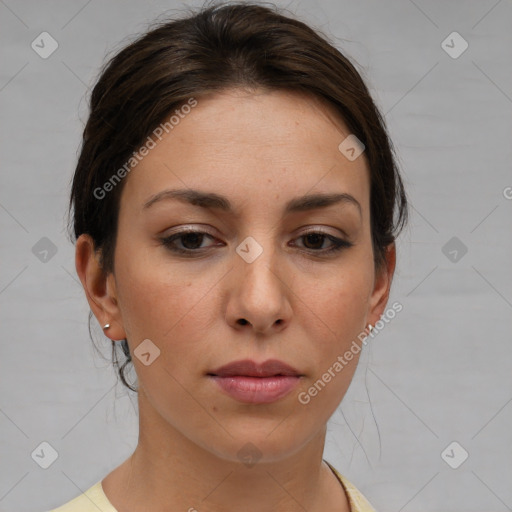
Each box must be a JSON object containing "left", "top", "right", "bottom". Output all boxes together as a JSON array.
[{"left": 68, "top": 1, "right": 409, "bottom": 392}]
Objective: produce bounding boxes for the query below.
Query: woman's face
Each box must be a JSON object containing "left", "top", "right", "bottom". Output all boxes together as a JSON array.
[{"left": 93, "top": 88, "right": 394, "bottom": 463}]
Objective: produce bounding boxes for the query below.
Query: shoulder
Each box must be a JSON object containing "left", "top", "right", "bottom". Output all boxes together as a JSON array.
[
  {"left": 326, "top": 462, "right": 378, "bottom": 512},
  {"left": 48, "top": 481, "right": 117, "bottom": 512}
]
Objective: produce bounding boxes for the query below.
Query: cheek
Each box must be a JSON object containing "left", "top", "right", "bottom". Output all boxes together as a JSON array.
[
  {"left": 295, "top": 275, "right": 372, "bottom": 419},
  {"left": 305, "top": 265, "right": 373, "bottom": 336},
  {"left": 113, "top": 247, "right": 222, "bottom": 354},
  {"left": 295, "top": 259, "right": 374, "bottom": 401}
]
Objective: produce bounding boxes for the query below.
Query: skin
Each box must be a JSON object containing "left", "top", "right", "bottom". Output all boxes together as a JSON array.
[{"left": 75, "top": 87, "right": 396, "bottom": 512}]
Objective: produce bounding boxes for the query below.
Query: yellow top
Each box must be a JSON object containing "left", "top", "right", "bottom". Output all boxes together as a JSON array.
[
  {"left": 326, "top": 461, "right": 377, "bottom": 512},
  {"left": 50, "top": 461, "right": 376, "bottom": 512}
]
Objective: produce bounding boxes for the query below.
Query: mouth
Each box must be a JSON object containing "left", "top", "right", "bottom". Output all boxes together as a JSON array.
[
  {"left": 207, "top": 359, "right": 304, "bottom": 404},
  {"left": 208, "top": 358, "right": 303, "bottom": 378},
  {"left": 208, "top": 375, "right": 302, "bottom": 404}
]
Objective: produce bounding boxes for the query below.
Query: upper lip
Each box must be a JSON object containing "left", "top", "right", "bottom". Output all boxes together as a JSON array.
[{"left": 208, "top": 359, "right": 302, "bottom": 377}]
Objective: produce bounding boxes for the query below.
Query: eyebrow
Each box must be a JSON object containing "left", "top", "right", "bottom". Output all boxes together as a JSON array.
[{"left": 143, "top": 188, "right": 362, "bottom": 217}]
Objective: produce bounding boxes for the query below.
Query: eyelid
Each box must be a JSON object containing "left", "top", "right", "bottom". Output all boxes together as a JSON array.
[
  {"left": 297, "top": 225, "right": 345, "bottom": 236},
  {"left": 161, "top": 225, "right": 347, "bottom": 241},
  {"left": 160, "top": 224, "right": 217, "bottom": 237}
]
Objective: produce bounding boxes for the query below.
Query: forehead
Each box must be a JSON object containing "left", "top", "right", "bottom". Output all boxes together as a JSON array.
[{"left": 120, "top": 88, "right": 370, "bottom": 217}]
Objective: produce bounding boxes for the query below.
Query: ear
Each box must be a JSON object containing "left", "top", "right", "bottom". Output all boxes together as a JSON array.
[
  {"left": 367, "top": 242, "right": 396, "bottom": 328},
  {"left": 75, "top": 234, "right": 126, "bottom": 341}
]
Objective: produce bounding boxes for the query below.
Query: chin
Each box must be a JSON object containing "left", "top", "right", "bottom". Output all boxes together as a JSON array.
[{"left": 195, "top": 424, "right": 312, "bottom": 466}]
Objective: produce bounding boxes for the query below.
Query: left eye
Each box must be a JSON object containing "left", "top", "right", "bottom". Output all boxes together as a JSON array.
[
  {"left": 161, "top": 230, "right": 218, "bottom": 253},
  {"left": 160, "top": 229, "right": 352, "bottom": 256}
]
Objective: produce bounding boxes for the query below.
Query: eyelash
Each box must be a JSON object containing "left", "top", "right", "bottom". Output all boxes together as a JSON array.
[{"left": 160, "top": 229, "right": 353, "bottom": 257}]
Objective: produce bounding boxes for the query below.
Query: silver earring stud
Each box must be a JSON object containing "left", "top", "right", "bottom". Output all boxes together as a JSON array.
[
  {"left": 367, "top": 323, "right": 373, "bottom": 333},
  {"left": 103, "top": 323, "right": 110, "bottom": 330}
]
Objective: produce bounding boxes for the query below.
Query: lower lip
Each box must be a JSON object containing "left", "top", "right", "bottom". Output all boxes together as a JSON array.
[{"left": 209, "top": 375, "right": 301, "bottom": 404}]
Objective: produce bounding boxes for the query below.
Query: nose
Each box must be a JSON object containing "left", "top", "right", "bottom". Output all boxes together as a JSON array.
[{"left": 225, "top": 244, "right": 292, "bottom": 335}]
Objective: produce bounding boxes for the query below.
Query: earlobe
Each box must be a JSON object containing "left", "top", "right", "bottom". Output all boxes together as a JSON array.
[{"left": 75, "top": 234, "right": 126, "bottom": 341}]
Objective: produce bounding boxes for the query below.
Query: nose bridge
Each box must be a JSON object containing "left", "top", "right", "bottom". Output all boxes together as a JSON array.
[{"left": 237, "top": 231, "right": 280, "bottom": 292}]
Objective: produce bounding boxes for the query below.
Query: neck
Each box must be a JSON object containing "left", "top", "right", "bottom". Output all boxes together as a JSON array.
[{"left": 102, "top": 389, "right": 349, "bottom": 512}]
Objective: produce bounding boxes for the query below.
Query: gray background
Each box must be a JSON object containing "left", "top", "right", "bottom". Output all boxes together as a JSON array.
[{"left": 1, "top": 1, "right": 511, "bottom": 511}]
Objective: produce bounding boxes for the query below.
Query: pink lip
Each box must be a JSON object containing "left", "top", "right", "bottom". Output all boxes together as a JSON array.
[
  {"left": 209, "top": 375, "right": 301, "bottom": 404},
  {"left": 207, "top": 359, "right": 303, "bottom": 404},
  {"left": 209, "top": 358, "right": 302, "bottom": 378}
]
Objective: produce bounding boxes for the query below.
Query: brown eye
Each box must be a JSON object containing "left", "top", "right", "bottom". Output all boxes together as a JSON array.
[
  {"left": 161, "top": 230, "right": 219, "bottom": 255},
  {"left": 293, "top": 231, "right": 353, "bottom": 256},
  {"left": 302, "top": 232, "right": 327, "bottom": 250},
  {"left": 177, "top": 232, "right": 206, "bottom": 250}
]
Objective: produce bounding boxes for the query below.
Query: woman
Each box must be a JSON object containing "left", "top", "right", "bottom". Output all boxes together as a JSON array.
[{"left": 53, "top": 2, "right": 409, "bottom": 511}]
